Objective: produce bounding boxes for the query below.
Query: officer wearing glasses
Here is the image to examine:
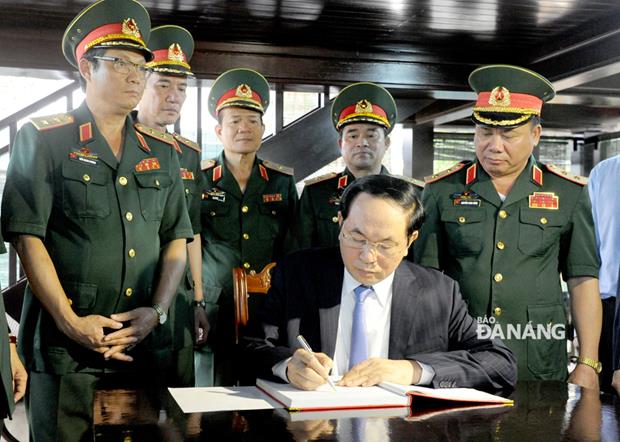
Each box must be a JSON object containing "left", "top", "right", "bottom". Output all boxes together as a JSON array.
[
  {"left": 249, "top": 174, "right": 516, "bottom": 393},
  {"left": 1, "top": 0, "right": 193, "bottom": 439}
]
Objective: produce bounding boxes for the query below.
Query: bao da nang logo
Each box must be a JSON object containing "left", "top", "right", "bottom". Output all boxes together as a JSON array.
[{"left": 476, "top": 316, "right": 566, "bottom": 340}]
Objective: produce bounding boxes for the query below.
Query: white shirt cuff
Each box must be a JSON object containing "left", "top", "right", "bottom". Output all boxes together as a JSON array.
[
  {"left": 272, "top": 357, "right": 292, "bottom": 382},
  {"left": 416, "top": 362, "right": 435, "bottom": 385}
]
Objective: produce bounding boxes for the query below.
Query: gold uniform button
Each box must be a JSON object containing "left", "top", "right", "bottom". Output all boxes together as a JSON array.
[
  {"left": 242, "top": 233, "right": 250, "bottom": 240},
  {"left": 494, "top": 307, "right": 503, "bottom": 316},
  {"left": 119, "top": 176, "right": 128, "bottom": 186},
  {"left": 241, "top": 206, "right": 249, "bottom": 213},
  {"left": 458, "top": 216, "right": 466, "bottom": 224},
  {"left": 125, "top": 288, "right": 133, "bottom": 297},
  {"left": 540, "top": 217, "right": 548, "bottom": 225},
  {"left": 332, "top": 216, "right": 338, "bottom": 223},
  {"left": 496, "top": 241, "right": 505, "bottom": 250},
  {"left": 125, "top": 212, "right": 134, "bottom": 222},
  {"left": 67, "top": 298, "right": 73, "bottom": 306},
  {"left": 83, "top": 174, "right": 91, "bottom": 182},
  {"left": 185, "top": 188, "right": 190, "bottom": 194},
  {"left": 243, "top": 262, "right": 250, "bottom": 269},
  {"left": 271, "top": 210, "right": 277, "bottom": 215},
  {"left": 499, "top": 210, "right": 508, "bottom": 219},
  {"left": 155, "top": 179, "right": 160, "bottom": 187},
  {"left": 128, "top": 248, "right": 136, "bottom": 258},
  {"left": 210, "top": 211, "right": 216, "bottom": 216},
  {"left": 494, "top": 273, "right": 503, "bottom": 283}
]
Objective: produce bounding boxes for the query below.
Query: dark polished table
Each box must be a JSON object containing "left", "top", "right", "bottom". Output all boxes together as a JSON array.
[{"left": 93, "top": 382, "right": 616, "bottom": 441}]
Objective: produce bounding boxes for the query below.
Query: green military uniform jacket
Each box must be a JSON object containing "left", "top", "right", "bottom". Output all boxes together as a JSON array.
[
  {"left": 295, "top": 166, "right": 391, "bottom": 249},
  {"left": 1, "top": 103, "right": 194, "bottom": 375},
  {"left": 200, "top": 151, "right": 297, "bottom": 346},
  {"left": 170, "top": 132, "right": 204, "bottom": 351},
  {"left": 0, "top": 235, "right": 12, "bottom": 419},
  {"left": 414, "top": 157, "right": 599, "bottom": 380}
]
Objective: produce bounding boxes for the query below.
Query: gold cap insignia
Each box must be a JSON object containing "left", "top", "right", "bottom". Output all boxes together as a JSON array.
[
  {"left": 168, "top": 43, "right": 185, "bottom": 63},
  {"left": 489, "top": 86, "right": 511, "bottom": 107},
  {"left": 355, "top": 99, "right": 373, "bottom": 114},
  {"left": 121, "top": 18, "right": 141, "bottom": 39},
  {"left": 236, "top": 84, "right": 253, "bottom": 98}
]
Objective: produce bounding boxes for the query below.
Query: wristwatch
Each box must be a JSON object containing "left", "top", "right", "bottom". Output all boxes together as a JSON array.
[
  {"left": 193, "top": 299, "right": 207, "bottom": 309},
  {"left": 577, "top": 356, "right": 602, "bottom": 374},
  {"left": 152, "top": 304, "right": 168, "bottom": 325}
]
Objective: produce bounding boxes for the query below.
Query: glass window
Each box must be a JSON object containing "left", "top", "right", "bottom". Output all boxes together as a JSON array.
[{"left": 283, "top": 91, "right": 319, "bottom": 126}]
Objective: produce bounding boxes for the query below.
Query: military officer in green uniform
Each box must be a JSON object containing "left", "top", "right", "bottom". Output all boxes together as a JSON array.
[
  {"left": 295, "top": 82, "right": 423, "bottom": 249},
  {"left": 0, "top": 234, "right": 27, "bottom": 436},
  {"left": 0, "top": 0, "right": 194, "bottom": 439},
  {"left": 414, "top": 65, "right": 602, "bottom": 387},
  {"left": 135, "top": 24, "right": 209, "bottom": 387},
  {"left": 200, "top": 68, "right": 298, "bottom": 386}
]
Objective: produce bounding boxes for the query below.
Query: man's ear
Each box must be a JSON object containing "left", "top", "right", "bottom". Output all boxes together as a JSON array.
[
  {"left": 214, "top": 124, "right": 223, "bottom": 142},
  {"left": 385, "top": 134, "right": 391, "bottom": 149},
  {"left": 337, "top": 211, "right": 343, "bottom": 227},
  {"left": 407, "top": 230, "right": 419, "bottom": 247},
  {"left": 78, "top": 58, "right": 92, "bottom": 83},
  {"left": 338, "top": 137, "right": 343, "bottom": 151}
]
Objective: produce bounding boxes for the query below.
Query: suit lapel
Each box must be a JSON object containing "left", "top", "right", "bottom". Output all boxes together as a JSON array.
[
  {"left": 73, "top": 103, "right": 119, "bottom": 170},
  {"left": 214, "top": 152, "right": 243, "bottom": 201},
  {"left": 244, "top": 158, "right": 269, "bottom": 202},
  {"left": 470, "top": 162, "right": 502, "bottom": 208},
  {"left": 388, "top": 262, "right": 420, "bottom": 359},
  {"left": 318, "top": 249, "right": 345, "bottom": 357},
  {"left": 502, "top": 156, "right": 541, "bottom": 208}
]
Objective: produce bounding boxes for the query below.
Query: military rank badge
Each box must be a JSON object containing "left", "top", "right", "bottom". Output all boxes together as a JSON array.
[
  {"left": 204, "top": 188, "right": 226, "bottom": 202},
  {"left": 180, "top": 168, "right": 194, "bottom": 180},
  {"left": 451, "top": 190, "right": 481, "bottom": 207},
  {"left": 135, "top": 157, "right": 161, "bottom": 172},
  {"left": 529, "top": 192, "right": 559, "bottom": 209},
  {"left": 262, "top": 193, "right": 283, "bottom": 203},
  {"left": 69, "top": 147, "right": 99, "bottom": 166}
]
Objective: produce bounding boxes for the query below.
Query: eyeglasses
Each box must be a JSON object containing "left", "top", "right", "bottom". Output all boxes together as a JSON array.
[
  {"left": 339, "top": 230, "right": 403, "bottom": 257},
  {"left": 89, "top": 55, "right": 151, "bottom": 77}
]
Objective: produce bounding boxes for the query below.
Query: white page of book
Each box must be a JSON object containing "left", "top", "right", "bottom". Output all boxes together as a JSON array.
[{"left": 380, "top": 383, "right": 513, "bottom": 404}]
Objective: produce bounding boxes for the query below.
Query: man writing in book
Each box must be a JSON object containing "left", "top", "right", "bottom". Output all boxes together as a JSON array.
[{"left": 250, "top": 174, "right": 517, "bottom": 391}]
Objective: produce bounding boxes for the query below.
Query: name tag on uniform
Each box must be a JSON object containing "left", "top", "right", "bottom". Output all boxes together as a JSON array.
[
  {"left": 451, "top": 190, "right": 481, "bottom": 207},
  {"left": 203, "top": 188, "right": 226, "bottom": 202},
  {"left": 529, "top": 192, "right": 559, "bottom": 209},
  {"left": 69, "top": 147, "right": 99, "bottom": 167},
  {"left": 180, "top": 168, "right": 194, "bottom": 180},
  {"left": 135, "top": 157, "right": 161, "bottom": 172},
  {"left": 263, "top": 193, "right": 283, "bottom": 203}
]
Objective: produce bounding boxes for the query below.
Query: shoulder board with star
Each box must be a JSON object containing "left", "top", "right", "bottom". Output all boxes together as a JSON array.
[
  {"left": 424, "top": 161, "right": 469, "bottom": 184},
  {"left": 173, "top": 133, "right": 201, "bottom": 153},
  {"left": 134, "top": 123, "right": 176, "bottom": 146},
  {"left": 545, "top": 163, "right": 588, "bottom": 186},
  {"left": 29, "top": 113, "right": 74, "bottom": 131},
  {"left": 262, "top": 160, "right": 294, "bottom": 176},
  {"left": 201, "top": 159, "right": 217, "bottom": 170},
  {"left": 304, "top": 172, "right": 339, "bottom": 186},
  {"left": 392, "top": 174, "right": 425, "bottom": 190}
]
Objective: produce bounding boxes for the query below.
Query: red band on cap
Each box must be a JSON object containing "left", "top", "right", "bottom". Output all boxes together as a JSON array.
[
  {"left": 338, "top": 103, "right": 388, "bottom": 124},
  {"left": 216, "top": 87, "right": 262, "bottom": 114},
  {"left": 75, "top": 22, "right": 144, "bottom": 62},
  {"left": 152, "top": 48, "right": 186, "bottom": 64},
  {"left": 475, "top": 92, "right": 543, "bottom": 113}
]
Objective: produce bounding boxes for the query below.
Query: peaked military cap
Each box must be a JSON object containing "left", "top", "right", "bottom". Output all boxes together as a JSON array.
[
  {"left": 469, "top": 64, "right": 555, "bottom": 128},
  {"left": 331, "top": 82, "right": 397, "bottom": 134},
  {"left": 62, "top": 0, "right": 153, "bottom": 68},
  {"left": 208, "top": 68, "right": 270, "bottom": 118},
  {"left": 147, "top": 25, "right": 194, "bottom": 76}
]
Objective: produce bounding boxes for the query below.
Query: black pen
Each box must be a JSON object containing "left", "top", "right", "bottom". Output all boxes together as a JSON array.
[{"left": 296, "top": 335, "right": 337, "bottom": 391}]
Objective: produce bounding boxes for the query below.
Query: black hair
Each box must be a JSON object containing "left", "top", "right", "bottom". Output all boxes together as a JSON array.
[
  {"left": 216, "top": 106, "right": 265, "bottom": 126},
  {"left": 339, "top": 174, "right": 425, "bottom": 237},
  {"left": 338, "top": 122, "right": 388, "bottom": 138},
  {"left": 78, "top": 48, "right": 107, "bottom": 91}
]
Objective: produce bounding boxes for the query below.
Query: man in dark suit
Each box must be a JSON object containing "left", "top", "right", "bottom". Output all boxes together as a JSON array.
[{"left": 250, "top": 174, "right": 517, "bottom": 391}]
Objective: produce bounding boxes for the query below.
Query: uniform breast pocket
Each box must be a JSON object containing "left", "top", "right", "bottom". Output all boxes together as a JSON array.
[
  {"left": 317, "top": 208, "right": 340, "bottom": 225},
  {"left": 134, "top": 171, "right": 172, "bottom": 221},
  {"left": 201, "top": 201, "right": 235, "bottom": 240},
  {"left": 518, "top": 209, "right": 566, "bottom": 257},
  {"left": 61, "top": 162, "right": 110, "bottom": 218},
  {"left": 440, "top": 208, "right": 486, "bottom": 256},
  {"left": 258, "top": 201, "right": 289, "bottom": 239}
]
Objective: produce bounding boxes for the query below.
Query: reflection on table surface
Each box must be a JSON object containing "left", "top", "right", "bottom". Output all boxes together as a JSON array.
[{"left": 94, "top": 381, "right": 617, "bottom": 441}]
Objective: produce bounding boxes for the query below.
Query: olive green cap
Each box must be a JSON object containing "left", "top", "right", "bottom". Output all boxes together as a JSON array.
[
  {"left": 62, "top": 0, "right": 153, "bottom": 68},
  {"left": 468, "top": 64, "right": 555, "bottom": 128},
  {"left": 208, "top": 68, "right": 270, "bottom": 118},
  {"left": 147, "top": 25, "right": 194, "bottom": 77},
  {"left": 331, "top": 82, "right": 397, "bottom": 134}
]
